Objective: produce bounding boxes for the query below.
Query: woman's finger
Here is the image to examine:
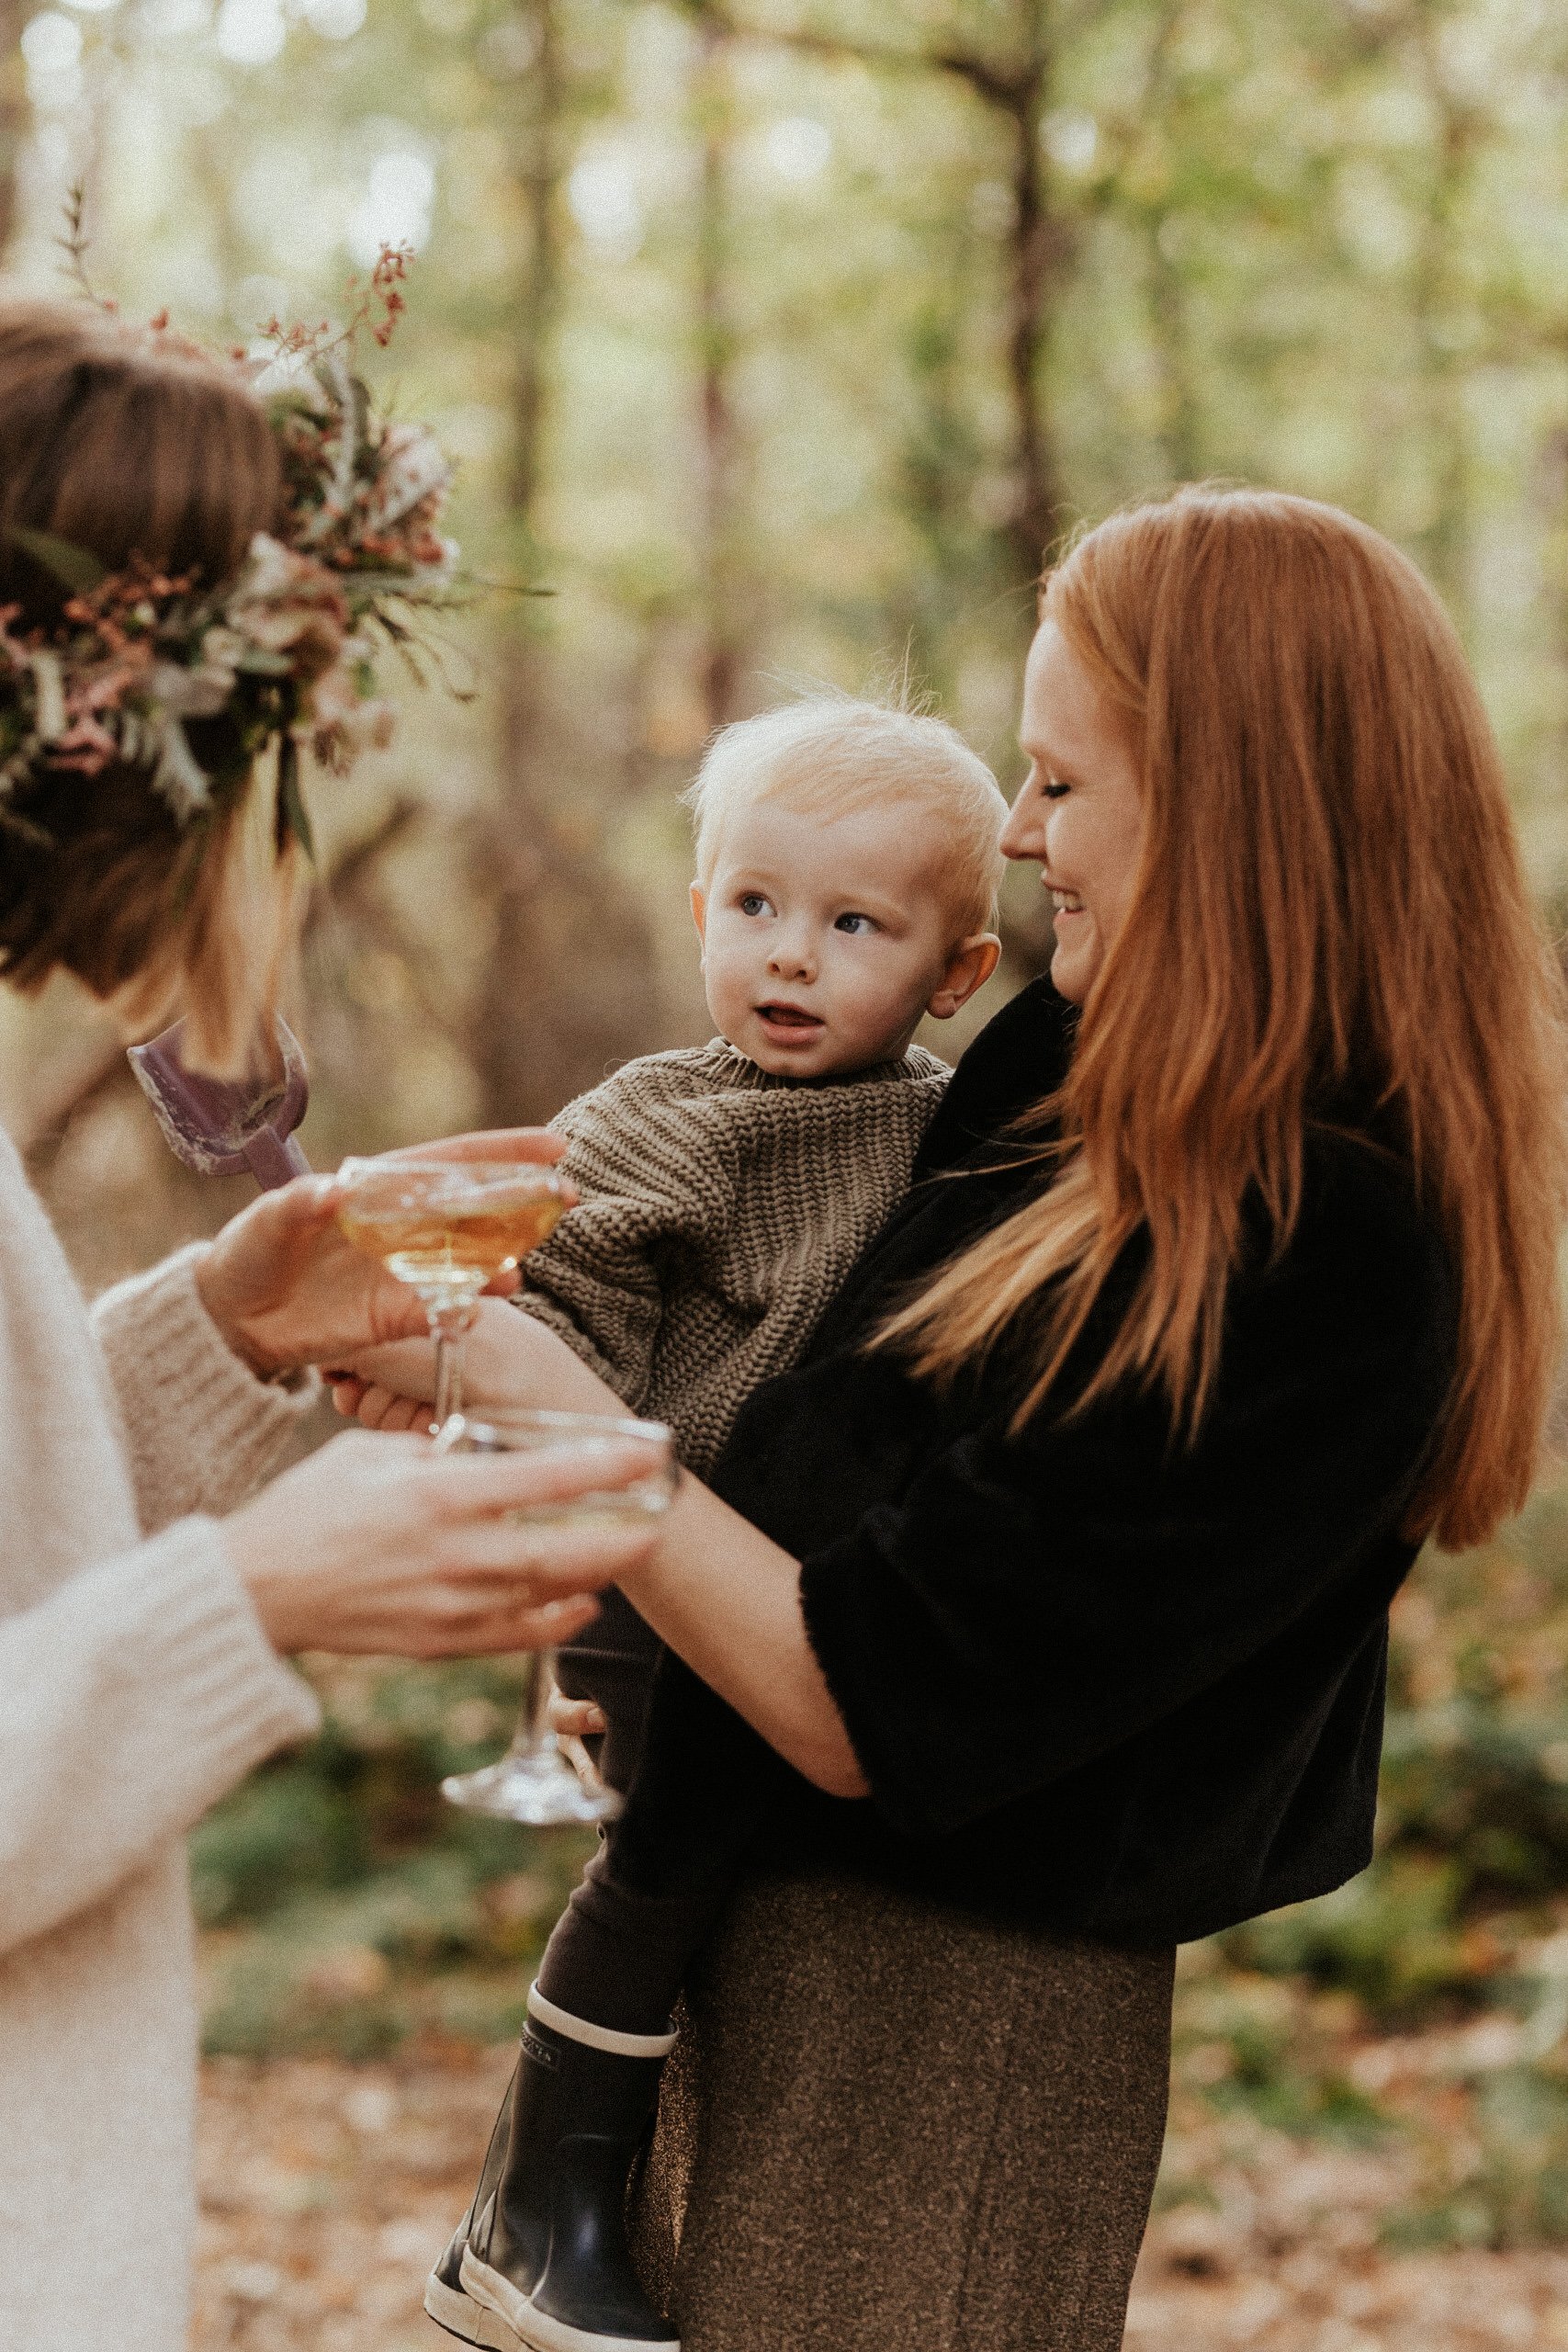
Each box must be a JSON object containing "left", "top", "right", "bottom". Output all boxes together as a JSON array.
[
  {"left": 384, "top": 1127, "right": 569, "bottom": 1168},
  {"left": 423, "top": 1437, "right": 670, "bottom": 1520},
  {"left": 415, "top": 1592, "right": 604, "bottom": 1660}
]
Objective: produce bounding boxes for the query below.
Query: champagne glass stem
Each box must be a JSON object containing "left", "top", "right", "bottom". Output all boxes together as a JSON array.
[
  {"left": 522, "top": 1647, "right": 558, "bottom": 1748},
  {"left": 427, "top": 1298, "right": 479, "bottom": 1432},
  {"left": 432, "top": 1324, "right": 463, "bottom": 1429}
]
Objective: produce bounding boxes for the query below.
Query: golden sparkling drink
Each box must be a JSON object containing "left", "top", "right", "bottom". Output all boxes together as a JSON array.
[
  {"left": 335, "top": 1162, "right": 570, "bottom": 1313},
  {"left": 337, "top": 1193, "right": 568, "bottom": 1283}
]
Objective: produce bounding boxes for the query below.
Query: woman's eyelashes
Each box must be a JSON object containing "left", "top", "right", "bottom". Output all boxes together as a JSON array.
[{"left": 1043, "top": 778, "right": 1071, "bottom": 801}]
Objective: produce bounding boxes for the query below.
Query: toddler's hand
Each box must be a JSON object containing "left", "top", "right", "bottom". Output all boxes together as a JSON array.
[
  {"left": 328, "top": 1334, "right": 439, "bottom": 1430},
  {"left": 547, "top": 1688, "right": 610, "bottom": 1795},
  {"left": 547, "top": 1690, "right": 608, "bottom": 1742}
]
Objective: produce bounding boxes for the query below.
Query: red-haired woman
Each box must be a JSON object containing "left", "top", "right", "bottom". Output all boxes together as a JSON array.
[{"left": 348, "top": 487, "right": 1568, "bottom": 2352}]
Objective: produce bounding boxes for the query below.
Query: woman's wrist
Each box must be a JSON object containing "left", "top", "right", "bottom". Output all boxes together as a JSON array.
[
  {"left": 464, "top": 1299, "right": 627, "bottom": 1415},
  {"left": 192, "top": 1247, "right": 280, "bottom": 1382}
]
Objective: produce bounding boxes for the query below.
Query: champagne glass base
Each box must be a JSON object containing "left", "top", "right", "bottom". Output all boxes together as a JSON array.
[{"left": 441, "top": 1747, "right": 623, "bottom": 1826}]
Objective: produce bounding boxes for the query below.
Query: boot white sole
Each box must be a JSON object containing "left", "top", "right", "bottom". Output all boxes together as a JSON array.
[
  {"left": 424, "top": 2266, "right": 524, "bottom": 2348},
  {"left": 459, "top": 2248, "right": 681, "bottom": 2352}
]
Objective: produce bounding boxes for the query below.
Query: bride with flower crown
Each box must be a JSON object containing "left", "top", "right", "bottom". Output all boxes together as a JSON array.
[{"left": 0, "top": 293, "right": 624, "bottom": 2352}]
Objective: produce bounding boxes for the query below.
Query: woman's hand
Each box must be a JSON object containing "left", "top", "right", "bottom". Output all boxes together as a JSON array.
[
  {"left": 196, "top": 1130, "right": 570, "bottom": 1379},
  {"left": 329, "top": 1297, "right": 614, "bottom": 1429},
  {"left": 223, "top": 1426, "right": 654, "bottom": 1658}
]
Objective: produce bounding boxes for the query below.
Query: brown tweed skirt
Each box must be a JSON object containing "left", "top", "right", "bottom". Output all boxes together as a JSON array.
[{"left": 628, "top": 1868, "right": 1175, "bottom": 2352}]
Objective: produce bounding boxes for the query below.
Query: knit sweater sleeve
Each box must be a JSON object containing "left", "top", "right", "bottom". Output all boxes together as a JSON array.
[
  {"left": 0, "top": 1150, "right": 321, "bottom": 1958},
  {"left": 0, "top": 1516, "right": 321, "bottom": 1956},
  {"left": 91, "top": 1242, "right": 321, "bottom": 1531}
]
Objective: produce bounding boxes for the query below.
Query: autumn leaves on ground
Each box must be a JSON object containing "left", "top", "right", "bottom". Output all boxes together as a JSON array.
[
  {"left": 191, "top": 1482, "right": 1568, "bottom": 2348},
  {"left": 195, "top": 2036, "right": 1568, "bottom": 2352}
]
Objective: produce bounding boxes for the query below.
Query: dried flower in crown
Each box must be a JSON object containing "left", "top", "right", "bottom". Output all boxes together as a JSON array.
[{"left": 0, "top": 232, "right": 473, "bottom": 862}]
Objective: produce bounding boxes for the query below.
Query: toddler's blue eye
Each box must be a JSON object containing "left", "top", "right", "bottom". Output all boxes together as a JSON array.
[
  {"left": 739, "top": 893, "right": 769, "bottom": 916},
  {"left": 835, "top": 912, "right": 875, "bottom": 935}
]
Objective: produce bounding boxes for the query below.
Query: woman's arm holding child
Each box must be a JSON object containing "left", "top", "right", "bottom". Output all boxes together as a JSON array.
[{"left": 336, "top": 1305, "right": 869, "bottom": 1799}]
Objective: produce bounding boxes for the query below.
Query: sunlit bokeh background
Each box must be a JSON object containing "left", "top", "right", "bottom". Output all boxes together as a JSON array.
[{"left": 6, "top": 1, "right": 1568, "bottom": 2324}]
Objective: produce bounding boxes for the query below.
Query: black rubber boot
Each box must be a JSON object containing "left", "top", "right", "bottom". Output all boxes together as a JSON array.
[
  {"left": 459, "top": 1985, "right": 680, "bottom": 2352},
  {"left": 423, "top": 2060, "right": 522, "bottom": 2347}
]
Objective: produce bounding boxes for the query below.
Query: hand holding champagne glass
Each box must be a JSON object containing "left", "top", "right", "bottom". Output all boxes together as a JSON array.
[{"left": 334, "top": 1158, "right": 571, "bottom": 1429}]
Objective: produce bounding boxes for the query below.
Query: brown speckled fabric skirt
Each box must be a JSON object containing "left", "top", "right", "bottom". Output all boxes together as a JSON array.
[{"left": 628, "top": 1869, "right": 1175, "bottom": 2352}]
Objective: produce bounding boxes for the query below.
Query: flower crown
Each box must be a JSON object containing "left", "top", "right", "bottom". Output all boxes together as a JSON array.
[{"left": 0, "top": 249, "right": 460, "bottom": 860}]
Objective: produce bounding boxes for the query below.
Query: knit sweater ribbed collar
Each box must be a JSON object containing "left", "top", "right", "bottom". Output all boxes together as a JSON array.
[{"left": 695, "top": 1036, "right": 947, "bottom": 1093}]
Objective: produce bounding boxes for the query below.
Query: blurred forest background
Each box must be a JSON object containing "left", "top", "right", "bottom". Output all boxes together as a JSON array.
[{"left": 3, "top": 0, "right": 1568, "bottom": 2334}]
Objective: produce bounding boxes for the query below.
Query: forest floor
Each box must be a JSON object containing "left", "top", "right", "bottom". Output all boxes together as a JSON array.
[{"left": 194, "top": 2037, "right": 1568, "bottom": 2352}]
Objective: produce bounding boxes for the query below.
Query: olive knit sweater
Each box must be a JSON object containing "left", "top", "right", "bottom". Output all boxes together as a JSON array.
[{"left": 518, "top": 1038, "right": 949, "bottom": 1475}]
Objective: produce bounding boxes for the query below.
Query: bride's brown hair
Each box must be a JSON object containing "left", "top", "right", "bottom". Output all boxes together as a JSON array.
[
  {"left": 0, "top": 300, "right": 289, "bottom": 1071},
  {"left": 884, "top": 486, "right": 1568, "bottom": 1551}
]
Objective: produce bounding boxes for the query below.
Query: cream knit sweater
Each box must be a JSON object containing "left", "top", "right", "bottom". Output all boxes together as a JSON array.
[
  {"left": 0, "top": 1128, "right": 322, "bottom": 2351},
  {"left": 522, "top": 1039, "right": 949, "bottom": 1474}
]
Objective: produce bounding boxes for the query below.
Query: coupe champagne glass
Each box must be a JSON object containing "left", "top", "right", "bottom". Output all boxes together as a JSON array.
[
  {"left": 435, "top": 1408, "right": 678, "bottom": 1826},
  {"left": 334, "top": 1158, "right": 570, "bottom": 1430}
]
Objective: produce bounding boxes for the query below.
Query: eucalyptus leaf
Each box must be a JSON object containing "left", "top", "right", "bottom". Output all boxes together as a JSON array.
[{"left": 7, "top": 526, "right": 107, "bottom": 595}]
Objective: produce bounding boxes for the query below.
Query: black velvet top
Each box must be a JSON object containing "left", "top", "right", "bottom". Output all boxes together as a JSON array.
[{"left": 699, "top": 973, "right": 1460, "bottom": 1946}]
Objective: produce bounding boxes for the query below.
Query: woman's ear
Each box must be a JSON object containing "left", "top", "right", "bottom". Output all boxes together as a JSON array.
[{"left": 926, "top": 933, "right": 1002, "bottom": 1023}]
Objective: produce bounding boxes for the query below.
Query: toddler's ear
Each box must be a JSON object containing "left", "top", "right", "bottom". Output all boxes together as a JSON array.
[
  {"left": 690, "top": 881, "right": 707, "bottom": 947},
  {"left": 927, "top": 933, "right": 1002, "bottom": 1022}
]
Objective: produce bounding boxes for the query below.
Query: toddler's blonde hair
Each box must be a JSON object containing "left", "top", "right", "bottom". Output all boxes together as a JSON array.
[{"left": 683, "top": 692, "right": 1008, "bottom": 938}]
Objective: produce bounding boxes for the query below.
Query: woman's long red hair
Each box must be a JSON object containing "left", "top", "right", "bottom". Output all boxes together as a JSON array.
[{"left": 885, "top": 487, "right": 1568, "bottom": 1550}]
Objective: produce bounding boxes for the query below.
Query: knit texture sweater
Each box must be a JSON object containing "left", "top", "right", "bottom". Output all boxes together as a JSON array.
[
  {"left": 519, "top": 1038, "right": 949, "bottom": 1476},
  {"left": 0, "top": 1132, "right": 322, "bottom": 2352}
]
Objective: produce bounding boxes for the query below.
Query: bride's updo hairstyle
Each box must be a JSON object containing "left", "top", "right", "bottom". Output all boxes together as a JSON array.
[
  {"left": 887, "top": 486, "right": 1568, "bottom": 1550},
  {"left": 0, "top": 300, "right": 287, "bottom": 1069}
]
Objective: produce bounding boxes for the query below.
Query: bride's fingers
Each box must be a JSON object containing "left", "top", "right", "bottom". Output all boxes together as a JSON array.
[
  {"left": 423, "top": 1591, "right": 602, "bottom": 1659},
  {"left": 384, "top": 1127, "right": 569, "bottom": 1169}
]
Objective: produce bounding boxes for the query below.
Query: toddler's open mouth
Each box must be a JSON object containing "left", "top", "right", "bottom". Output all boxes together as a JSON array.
[{"left": 757, "top": 1002, "right": 824, "bottom": 1037}]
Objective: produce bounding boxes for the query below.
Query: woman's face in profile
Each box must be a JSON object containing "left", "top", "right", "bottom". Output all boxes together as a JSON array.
[{"left": 1003, "top": 621, "right": 1145, "bottom": 1006}]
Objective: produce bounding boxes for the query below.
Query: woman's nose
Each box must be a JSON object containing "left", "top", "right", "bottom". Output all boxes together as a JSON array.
[{"left": 1000, "top": 775, "right": 1048, "bottom": 863}]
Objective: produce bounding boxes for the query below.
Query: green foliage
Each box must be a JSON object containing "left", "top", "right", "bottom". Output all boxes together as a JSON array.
[
  {"left": 1224, "top": 1856, "right": 1478, "bottom": 2019},
  {"left": 194, "top": 1657, "right": 594, "bottom": 2056}
]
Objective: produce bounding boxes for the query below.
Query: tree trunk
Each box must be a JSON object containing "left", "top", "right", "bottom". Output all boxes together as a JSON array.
[
  {"left": 694, "top": 5, "right": 745, "bottom": 727},
  {"left": 468, "top": 0, "right": 663, "bottom": 1127},
  {"left": 1000, "top": 1, "right": 1066, "bottom": 585},
  {"left": 0, "top": 0, "right": 26, "bottom": 266},
  {"left": 1408, "top": 17, "right": 1482, "bottom": 611},
  {"left": 1143, "top": 3, "right": 1201, "bottom": 485}
]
